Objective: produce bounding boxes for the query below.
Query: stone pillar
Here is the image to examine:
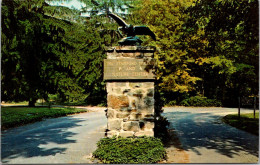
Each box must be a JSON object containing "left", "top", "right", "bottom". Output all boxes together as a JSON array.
[{"left": 104, "top": 46, "right": 156, "bottom": 138}]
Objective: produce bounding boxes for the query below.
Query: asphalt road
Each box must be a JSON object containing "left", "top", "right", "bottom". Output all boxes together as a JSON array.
[
  {"left": 2, "top": 106, "right": 258, "bottom": 164},
  {"left": 1, "top": 107, "right": 107, "bottom": 164},
  {"left": 162, "top": 107, "right": 259, "bottom": 163}
]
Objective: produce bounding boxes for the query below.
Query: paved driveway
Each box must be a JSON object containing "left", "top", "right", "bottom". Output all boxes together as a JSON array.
[
  {"left": 162, "top": 107, "right": 259, "bottom": 163},
  {"left": 1, "top": 107, "right": 107, "bottom": 164}
]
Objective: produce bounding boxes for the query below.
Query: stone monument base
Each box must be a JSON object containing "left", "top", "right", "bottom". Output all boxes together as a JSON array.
[
  {"left": 106, "top": 81, "right": 154, "bottom": 137},
  {"left": 104, "top": 46, "right": 155, "bottom": 137}
]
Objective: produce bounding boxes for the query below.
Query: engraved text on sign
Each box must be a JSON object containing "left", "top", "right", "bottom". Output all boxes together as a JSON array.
[{"left": 104, "top": 59, "right": 155, "bottom": 80}]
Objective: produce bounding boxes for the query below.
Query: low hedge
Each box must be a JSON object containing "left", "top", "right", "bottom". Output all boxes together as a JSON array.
[
  {"left": 93, "top": 136, "right": 166, "bottom": 164},
  {"left": 180, "top": 96, "right": 222, "bottom": 107}
]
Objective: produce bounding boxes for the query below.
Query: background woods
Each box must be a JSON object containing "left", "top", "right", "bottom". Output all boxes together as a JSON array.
[
  {"left": 1, "top": 0, "right": 259, "bottom": 107},
  {"left": 132, "top": 0, "right": 259, "bottom": 107}
]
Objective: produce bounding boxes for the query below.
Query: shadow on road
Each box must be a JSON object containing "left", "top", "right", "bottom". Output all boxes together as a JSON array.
[
  {"left": 1, "top": 116, "right": 85, "bottom": 163},
  {"left": 162, "top": 111, "right": 259, "bottom": 158}
]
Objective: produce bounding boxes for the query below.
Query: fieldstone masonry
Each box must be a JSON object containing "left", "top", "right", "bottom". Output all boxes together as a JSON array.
[{"left": 104, "top": 46, "right": 156, "bottom": 137}]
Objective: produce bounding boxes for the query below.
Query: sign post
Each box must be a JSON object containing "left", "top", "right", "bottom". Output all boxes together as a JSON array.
[{"left": 238, "top": 97, "right": 241, "bottom": 119}]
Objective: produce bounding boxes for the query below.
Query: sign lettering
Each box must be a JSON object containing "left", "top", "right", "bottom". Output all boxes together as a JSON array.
[{"left": 104, "top": 59, "right": 155, "bottom": 80}]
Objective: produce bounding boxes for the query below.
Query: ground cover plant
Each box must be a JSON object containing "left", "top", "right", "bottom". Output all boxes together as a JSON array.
[
  {"left": 93, "top": 136, "right": 166, "bottom": 164},
  {"left": 1, "top": 106, "right": 87, "bottom": 130},
  {"left": 222, "top": 112, "right": 259, "bottom": 135}
]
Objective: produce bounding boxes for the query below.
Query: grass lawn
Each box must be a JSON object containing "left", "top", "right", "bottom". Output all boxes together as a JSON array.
[
  {"left": 1, "top": 101, "right": 29, "bottom": 106},
  {"left": 1, "top": 106, "right": 88, "bottom": 130},
  {"left": 222, "top": 112, "right": 259, "bottom": 136}
]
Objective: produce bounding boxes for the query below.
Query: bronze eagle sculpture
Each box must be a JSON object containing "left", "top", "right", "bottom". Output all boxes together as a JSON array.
[{"left": 107, "top": 12, "right": 156, "bottom": 46}]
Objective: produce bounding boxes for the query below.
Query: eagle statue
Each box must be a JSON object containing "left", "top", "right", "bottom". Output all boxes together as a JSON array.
[{"left": 107, "top": 12, "right": 156, "bottom": 46}]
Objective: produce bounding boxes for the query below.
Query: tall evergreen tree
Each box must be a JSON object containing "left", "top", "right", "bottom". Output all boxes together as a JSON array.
[
  {"left": 1, "top": 0, "right": 63, "bottom": 106},
  {"left": 1, "top": 0, "right": 134, "bottom": 106}
]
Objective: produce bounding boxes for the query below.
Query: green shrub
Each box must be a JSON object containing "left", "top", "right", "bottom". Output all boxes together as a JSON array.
[
  {"left": 180, "top": 96, "right": 222, "bottom": 107},
  {"left": 154, "top": 116, "right": 170, "bottom": 144},
  {"left": 179, "top": 99, "right": 190, "bottom": 106},
  {"left": 93, "top": 136, "right": 166, "bottom": 164},
  {"left": 166, "top": 100, "right": 177, "bottom": 106}
]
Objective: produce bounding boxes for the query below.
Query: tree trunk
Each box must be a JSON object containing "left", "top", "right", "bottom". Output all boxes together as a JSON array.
[{"left": 28, "top": 98, "right": 36, "bottom": 107}]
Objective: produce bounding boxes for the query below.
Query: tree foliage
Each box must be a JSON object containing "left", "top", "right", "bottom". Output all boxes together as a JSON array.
[
  {"left": 1, "top": 0, "right": 135, "bottom": 106},
  {"left": 1, "top": 0, "right": 258, "bottom": 107},
  {"left": 2, "top": 0, "right": 61, "bottom": 106},
  {"left": 1, "top": 0, "right": 102, "bottom": 105},
  {"left": 132, "top": 0, "right": 200, "bottom": 93},
  {"left": 185, "top": 0, "right": 259, "bottom": 106},
  {"left": 132, "top": 0, "right": 258, "bottom": 106}
]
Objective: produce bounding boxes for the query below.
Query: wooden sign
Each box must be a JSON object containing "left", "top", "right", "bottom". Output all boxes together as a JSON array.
[{"left": 104, "top": 59, "right": 155, "bottom": 80}]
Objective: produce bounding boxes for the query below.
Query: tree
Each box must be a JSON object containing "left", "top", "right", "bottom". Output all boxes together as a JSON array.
[
  {"left": 1, "top": 0, "right": 134, "bottom": 106},
  {"left": 185, "top": 0, "right": 259, "bottom": 106},
  {"left": 1, "top": 0, "right": 63, "bottom": 106},
  {"left": 131, "top": 0, "right": 202, "bottom": 104},
  {"left": 132, "top": 0, "right": 258, "bottom": 106}
]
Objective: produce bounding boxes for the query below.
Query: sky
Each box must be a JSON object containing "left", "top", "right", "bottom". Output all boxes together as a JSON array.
[
  {"left": 47, "top": 0, "right": 86, "bottom": 10},
  {"left": 46, "top": 0, "right": 128, "bottom": 17}
]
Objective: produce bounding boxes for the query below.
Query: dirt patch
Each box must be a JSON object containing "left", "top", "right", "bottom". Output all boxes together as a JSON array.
[
  {"left": 84, "top": 153, "right": 101, "bottom": 164},
  {"left": 159, "top": 129, "right": 189, "bottom": 163},
  {"left": 73, "top": 106, "right": 106, "bottom": 112}
]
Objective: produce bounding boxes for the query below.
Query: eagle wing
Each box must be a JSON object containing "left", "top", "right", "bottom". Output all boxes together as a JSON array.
[
  {"left": 108, "top": 12, "right": 128, "bottom": 27},
  {"left": 134, "top": 26, "right": 156, "bottom": 40},
  {"left": 91, "top": 0, "right": 100, "bottom": 6}
]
